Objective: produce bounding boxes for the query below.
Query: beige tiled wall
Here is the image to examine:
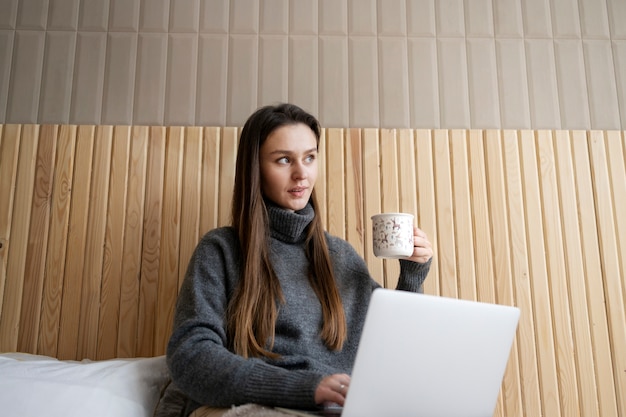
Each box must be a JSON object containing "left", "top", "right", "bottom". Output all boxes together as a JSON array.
[{"left": 0, "top": 0, "right": 625, "bottom": 129}]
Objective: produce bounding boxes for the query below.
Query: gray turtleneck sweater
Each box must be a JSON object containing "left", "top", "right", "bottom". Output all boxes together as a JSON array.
[{"left": 161, "top": 204, "right": 431, "bottom": 415}]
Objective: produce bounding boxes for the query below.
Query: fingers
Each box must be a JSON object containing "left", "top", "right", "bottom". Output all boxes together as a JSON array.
[
  {"left": 410, "top": 227, "right": 433, "bottom": 263},
  {"left": 315, "top": 374, "right": 351, "bottom": 406}
]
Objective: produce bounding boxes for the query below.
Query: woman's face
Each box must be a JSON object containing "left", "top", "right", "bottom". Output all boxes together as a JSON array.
[{"left": 259, "top": 123, "right": 318, "bottom": 212}]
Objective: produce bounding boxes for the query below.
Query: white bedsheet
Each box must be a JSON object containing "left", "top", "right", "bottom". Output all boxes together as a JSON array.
[{"left": 0, "top": 353, "right": 169, "bottom": 417}]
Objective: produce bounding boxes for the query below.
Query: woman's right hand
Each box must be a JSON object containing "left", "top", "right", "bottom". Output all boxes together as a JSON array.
[{"left": 314, "top": 373, "right": 351, "bottom": 406}]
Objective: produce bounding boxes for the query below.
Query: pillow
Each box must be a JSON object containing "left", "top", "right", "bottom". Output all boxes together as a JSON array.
[{"left": 0, "top": 353, "right": 170, "bottom": 417}]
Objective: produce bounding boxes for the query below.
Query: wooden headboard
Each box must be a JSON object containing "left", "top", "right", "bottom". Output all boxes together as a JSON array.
[{"left": 0, "top": 125, "right": 625, "bottom": 417}]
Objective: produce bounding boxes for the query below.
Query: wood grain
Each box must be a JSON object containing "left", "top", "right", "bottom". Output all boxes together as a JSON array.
[
  {"left": 38, "top": 125, "right": 74, "bottom": 357},
  {"left": 17, "top": 125, "right": 57, "bottom": 354},
  {"left": 98, "top": 126, "right": 131, "bottom": 359}
]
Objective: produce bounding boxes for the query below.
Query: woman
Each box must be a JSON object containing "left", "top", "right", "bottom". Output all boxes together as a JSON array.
[{"left": 158, "top": 104, "right": 433, "bottom": 416}]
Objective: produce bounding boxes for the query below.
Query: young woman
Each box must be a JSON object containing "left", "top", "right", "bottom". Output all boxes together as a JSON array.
[{"left": 157, "top": 104, "right": 433, "bottom": 417}]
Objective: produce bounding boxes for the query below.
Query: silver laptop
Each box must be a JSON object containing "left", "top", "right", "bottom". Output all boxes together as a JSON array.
[{"left": 277, "top": 288, "right": 520, "bottom": 417}]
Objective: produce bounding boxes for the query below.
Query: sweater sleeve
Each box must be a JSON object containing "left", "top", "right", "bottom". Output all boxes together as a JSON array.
[
  {"left": 397, "top": 257, "right": 432, "bottom": 293},
  {"left": 166, "top": 229, "right": 323, "bottom": 410}
]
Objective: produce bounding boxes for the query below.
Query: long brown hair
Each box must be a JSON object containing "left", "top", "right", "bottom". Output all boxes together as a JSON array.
[{"left": 227, "top": 103, "right": 346, "bottom": 358}]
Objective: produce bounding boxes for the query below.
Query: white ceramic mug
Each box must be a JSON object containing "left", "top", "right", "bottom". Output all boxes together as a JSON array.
[{"left": 371, "top": 213, "right": 415, "bottom": 259}]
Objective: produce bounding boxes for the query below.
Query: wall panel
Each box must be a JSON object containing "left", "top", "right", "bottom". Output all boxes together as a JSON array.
[
  {"left": 39, "top": 31, "right": 75, "bottom": 124},
  {"left": 102, "top": 33, "right": 137, "bottom": 124},
  {"left": 1, "top": 0, "right": 625, "bottom": 130}
]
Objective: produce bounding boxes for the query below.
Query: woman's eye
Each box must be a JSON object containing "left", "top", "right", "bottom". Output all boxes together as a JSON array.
[
  {"left": 277, "top": 157, "right": 289, "bottom": 164},
  {"left": 305, "top": 154, "right": 316, "bottom": 163}
]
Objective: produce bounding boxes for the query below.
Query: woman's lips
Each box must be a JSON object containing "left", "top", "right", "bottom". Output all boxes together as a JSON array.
[{"left": 288, "top": 187, "right": 307, "bottom": 197}]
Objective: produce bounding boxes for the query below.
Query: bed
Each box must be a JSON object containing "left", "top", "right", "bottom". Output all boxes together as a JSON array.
[{"left": 0, "top": 353, "right": 168, "bottom": 416}]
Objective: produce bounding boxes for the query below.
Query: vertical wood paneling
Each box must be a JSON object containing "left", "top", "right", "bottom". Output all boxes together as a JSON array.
[
  {"left": 98, "top": 125, "right": 131, "bottom": 360},
  {"left": 0, "top": 125, "right": 625, "bottom": 417},
  {"left": 200, "top": 127, "right": 221, "bottom": 234},
  {"left": 57, "top": 125, "right": 94, "bottom": 360},
  {"left": 553, "top": 130, "right": 600, "bottom": 417},
  {"left": 361, "top": 129, "right": 382, "bottom": 284},
  {"left": 77, "top": 125, "right": 113, "bottom": 359},
  {"left": 325, "top": 129, "right": 345, "bottom": 239},
  {"left": 450, "top": 130, "right": 476, "bottom": 300},
  {"left": 345, "top": 128, "right": 364, "bottom": 259},
  {"left": 397, "top": 129, "right": 417, "bottom": 215},
  {"left": 152, "top": 127, "right": 182, "bottom": 357},
  {"left": 484, "top": 130, "right": 523, "bottom": 417},
  {"left": 571, "top": 130, "right": 618, "bottom": 416},
  {"left": 116, "top": 126, "right": 148, "bottom": 358},
  {"left": 379, "top": 129, "right": 400, "bottom": 288},
  {"left": 218, "top": 127, "right": 238, "bottom": 227},
  {"left": 317, "top": 129, "right": 327, "bottom": 230},
  {"left": 519, "top": 130, "right": 561, "bottom": 417},
  {"left": 414, "top": 130, "right": 438, "bottom": 294},
  {"left": 588, "top": 131, "right": 626, "bottom": 415},
  {"left": 502, "top": 130, "right": 542, "bottom": 416},
  {"left": 17, "top": 125, "right": 57, "bottom": 354},
  {"left": 433, "top": 130, "right": 456, "bottom": 297},
  {"left": 0, "top": 125, "right": 21, "bottom": 328},
  {"left": 38, "top": 125, "right": 74, "bottom": 357},
  {"left": 179, "top": 127, "right": 203, "bottom": 286},
  {"left": 536, "top": 130, "right": 578, "bottom": 416},
  {"left": 138, "top": 127, "right": 166, "bottom": 358}
]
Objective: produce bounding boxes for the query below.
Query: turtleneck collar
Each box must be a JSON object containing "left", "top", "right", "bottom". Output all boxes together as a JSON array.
[{"left": 267, "top": 202, "right": 315, "bottom": 243}]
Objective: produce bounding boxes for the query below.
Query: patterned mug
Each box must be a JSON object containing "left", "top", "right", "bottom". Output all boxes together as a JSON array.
[{"left": 371, "top": 213, "right": 414, "bottom": 259}]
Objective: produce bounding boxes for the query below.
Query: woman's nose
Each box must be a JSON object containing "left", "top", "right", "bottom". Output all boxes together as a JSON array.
[{"left": 292, "top": 162, "right": 308, "bottom": 179}]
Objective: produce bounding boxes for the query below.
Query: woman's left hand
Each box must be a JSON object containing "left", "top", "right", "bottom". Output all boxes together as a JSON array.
[{"left": 406, "top": 227, "right": 433, "bottom": 264}]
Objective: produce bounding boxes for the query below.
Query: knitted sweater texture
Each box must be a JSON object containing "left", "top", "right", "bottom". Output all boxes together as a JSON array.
[{"left": 164, "top": 204, "right": 430, "bottom": 415}]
